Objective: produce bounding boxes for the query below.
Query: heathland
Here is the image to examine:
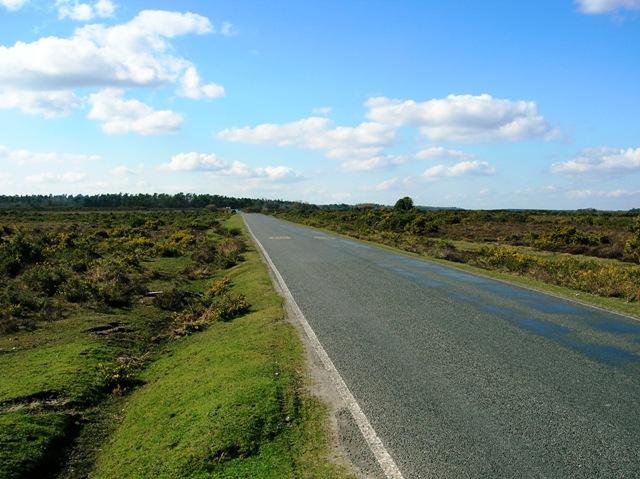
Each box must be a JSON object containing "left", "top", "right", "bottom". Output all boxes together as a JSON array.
[
  {"left": 0, "top": 205, "right": 355, "bottom": 479},
  {"left": 1, "top": 194, "right": 639, "bottom": 478}
]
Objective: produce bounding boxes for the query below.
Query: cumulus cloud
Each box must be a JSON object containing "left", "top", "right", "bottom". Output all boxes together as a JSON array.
[
  {"left": 0, "top": 144, "right": 101, "bottom": 163},
  {"left": 218, "top": 117, "right": 395, "bottom": 150},
  {"left": 158, "top": 151, "right": 302, "bottom": 182},
  {"left": 326, "top": 146, "right": 405, "bottom": 171},
  {"left": 366, "top": 94, "right": 555, "bottom": 143},
  {"left": 360, "top": 178, "right": 398, "bottom": 192},
  {"left": 158, "top": 152, "right": 226, "bottom": 171},
  {"left": 0, "top": 0, "right": 28, "bottom": 10},
  {"left": 56, "top": 0, "right": 115, "bottom": 21},
  {"left": 25, "top": 171, "right": 88, "bottom": 183},
  {"left": 421, "top": 160, "right": 496, "bottom": 180},
  {"left": 254, "top": 165, "right": 301, "bottom": 180},
  {"left": 312, "top": 107, "right": 332, "bottom": 116},
  {"left": 566, "top": 188, "right": 640, "bottom": 199},
  {"left": 220, "top": 21, "right": 237, "bottom": 36},
  {"left": 112, "top": 164, "right": 144, "bottom": 176},
  {"left": 550, "top": 147, "right": 640, "bottom": 177},
  {"left": 575, "top": 0, "right": 640, "bottom": 14},
  {"left": 414, "top": 146, "right": 474, "bottom": 162},
  {"left": 0, "top": 90, "right": 81, "bottom": 117},
  {"left": 218, "top": 117, "right": 330, "bottom": 147},
  {"left": 88, "top": 88, "right": 184, "bottom": 135},
  {"left": 217, "top": 95, "right": 551, "bottom": 174},
  {"left": 0, "top": 11, "right": 213, "bottom": 91},
  {"left": 210, "top": 161, "right": 302, "bottom": 181},
  {"left": 0, "top": 10, "right": 223, "bottom": 117},
  {"left": 177, "top": 67, "right": 225, "bottom": 99}
]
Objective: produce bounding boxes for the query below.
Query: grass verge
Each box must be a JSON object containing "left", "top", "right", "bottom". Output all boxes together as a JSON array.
[
  {"left": 0, "top": 210, "right": 357, "bottom": 479},
  {"left": 89, "top": 214, "right": 356, "bottom": 479}
]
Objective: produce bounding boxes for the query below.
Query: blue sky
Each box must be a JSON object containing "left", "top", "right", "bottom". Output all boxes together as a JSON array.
[{"left": 1, "top": 0, "right": 639, "bottom": 209}]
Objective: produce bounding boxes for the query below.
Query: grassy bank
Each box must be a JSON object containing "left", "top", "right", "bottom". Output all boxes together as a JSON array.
[
  {"left": 90, "top": 214, "right": 355, "bottom": 478},
  {"left": 0, "top": 210, "right": 355, "bottom": 479}
]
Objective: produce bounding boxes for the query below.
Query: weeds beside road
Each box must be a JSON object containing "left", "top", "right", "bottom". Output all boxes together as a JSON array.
[{"left": 0, "top": 209, "right": 355, "bottom": 479}]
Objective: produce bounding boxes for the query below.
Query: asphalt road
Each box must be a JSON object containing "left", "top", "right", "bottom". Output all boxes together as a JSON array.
[{"left": 242, "top": 213, "right": 640, "bottom": 479}]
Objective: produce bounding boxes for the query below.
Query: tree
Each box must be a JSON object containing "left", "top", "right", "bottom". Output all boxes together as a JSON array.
[{"left": 394, "top": 196, "right": 414, "bottom": 211}]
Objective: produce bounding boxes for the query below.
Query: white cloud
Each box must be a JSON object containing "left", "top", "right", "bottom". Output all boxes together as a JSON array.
[
  {"left": 218, "top": 117, "right": 330, "bottom": 147},
  {"left": 218, "top": 160, "right": 253, "bottom": 177},
  {"left": 415, "top": 146, "right": 474, "bottom": 162},
  {"left": 326, "top": 146, "right": 407, "bottom": 172},
  {"left": 0, "top": 11, "right": 213, "bottom": 91},
  {"left": 575, "top": 0, "right": 640, "bottom": 14},
  {"left": 0, "top": 0, "right": 28, "bottom": 10},
  {"left": 0, "top": 144, "right": 101, "bottom": 164},
  {"left": 360, "top": 178, "right": 398, "bottom": 192},
  {"left": 313, "top": 107, "right": 332, "bottom": 116},
  {"left": 210, "top": 161, "right": 302, "bottom": 182},
  {"left": 0, "top": 10, "right": 222, "bottom": 118},
  {"left": 566, "top": 188, "right": 640, "bottom": 199},
  {"left": 551, "top": 147, "right": 640, "bottom": 177},
  {"left": 218, "top": 118, "right": 395, "bottom": 150},
  {"left": 0, "top": 90, "right": 81, "bottom": 117},
  {"left": 158, "top": 152, "right": 226, "bottom": 171},
  {"left": 421, "top": 160, "right": 496, "bottom": 180},
  {"left": 87, "top": 88, "right": 183, "bottom": 135},
  {"left": 366, "top": 94, "right": 555, "bottom": 143},
  {"left": 177, "top": 67, "right": 225, "bottom": 99},
  {"left": 112, "top": 164, "right": 144, "bottom": 176},
  {"left": 26, "top": 171, "right": 88, "bottom": 183},
  {"left": 56, "top": 0, "right": 116, "bottom": 21},
  {"left": 220, "top": 21, "right": 236, "bottom": 36},
  {"left": 254, "top": 165, "right": 301, "bottom": 181},
  {"left": 158, "top": 151, "right": 302, "bottom": 182}
]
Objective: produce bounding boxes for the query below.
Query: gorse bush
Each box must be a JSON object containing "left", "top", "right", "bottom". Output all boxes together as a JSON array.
[
  {"left": 96, "top": 361, "right": 136, "bottom": 395},
  {"left": 0, "top": 208, "right": 247, "bottom": 333},
  {"left": 169, "top": 277, "right": 250, "bottom": 338}
]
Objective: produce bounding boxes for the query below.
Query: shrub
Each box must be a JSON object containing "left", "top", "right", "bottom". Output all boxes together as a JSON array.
[
  {"left": 21, "top": 262, "right": 69, "bottom": 296},
  {"left": 211, "top": 293, "right": 251, "bottom": 321},
  {"left": 96, "top": 361, "right": 136, "bottom": 395},
  {"left": 59, "top": 276, "right": 93, "bottom": 303},
  {"left": 153, "top": 288, "right": 192, "bottom": 312},
  {"left": 191, "top": 240, "right": 218, "bottom": 264}
]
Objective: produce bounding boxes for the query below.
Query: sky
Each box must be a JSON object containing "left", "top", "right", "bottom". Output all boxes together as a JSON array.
[{"left": 0, "top": 0, "right": 639, "bottom": 210}]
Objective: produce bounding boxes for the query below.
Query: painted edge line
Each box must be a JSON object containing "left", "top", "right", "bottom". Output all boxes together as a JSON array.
[{"left": 242, "top": 215, "right": 405, "bottom": 479}]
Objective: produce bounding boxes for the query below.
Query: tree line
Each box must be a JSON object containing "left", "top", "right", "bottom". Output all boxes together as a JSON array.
[{"left": 0, "top": 193, "right": 298, "bottom": 210}]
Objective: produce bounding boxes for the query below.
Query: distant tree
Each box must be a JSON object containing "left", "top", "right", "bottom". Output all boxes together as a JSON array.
[{"left": 394, "top": 196, "right": 414, "bottom": 211}]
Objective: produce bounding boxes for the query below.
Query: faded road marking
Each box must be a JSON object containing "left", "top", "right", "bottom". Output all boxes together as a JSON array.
[{"left": 269, "top": 236, "right": 290, "bottom": 240}]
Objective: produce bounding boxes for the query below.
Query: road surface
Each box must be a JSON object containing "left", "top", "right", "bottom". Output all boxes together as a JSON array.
[{"left": 242, "top": 213, "right": 640, "bottom": 479}]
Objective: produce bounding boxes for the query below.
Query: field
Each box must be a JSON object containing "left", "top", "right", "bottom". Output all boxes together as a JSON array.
[{"left": 0, "top": 208, "right": 355, "bottom": 479}]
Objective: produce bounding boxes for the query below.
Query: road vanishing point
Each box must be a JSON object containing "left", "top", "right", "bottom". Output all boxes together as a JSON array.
[{"left": 242, "top": 213, "right": 640, "bottom": 479}]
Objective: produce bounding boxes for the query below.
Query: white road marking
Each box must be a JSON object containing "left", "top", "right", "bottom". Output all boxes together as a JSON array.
[{"left": 244, "top": 217, "right": 405, "bottom": 479}]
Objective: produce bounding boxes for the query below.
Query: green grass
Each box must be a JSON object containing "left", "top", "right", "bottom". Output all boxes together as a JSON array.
[
  {"left": 89, "top": 216, "right": 356, "bottom": 479},
  {"left": 0, "top": 412, "right": 74, "bottom": 479},
  {"left": 0, "top": 211, "right": 357, "bottom": 478},
  {"left": 0, "top": 314, "right": 110, "bottom": 479}
]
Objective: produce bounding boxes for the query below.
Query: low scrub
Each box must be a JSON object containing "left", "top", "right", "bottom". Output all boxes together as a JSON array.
[{"left": 0, "top": 209, "right": 355, "bottom": 479}]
